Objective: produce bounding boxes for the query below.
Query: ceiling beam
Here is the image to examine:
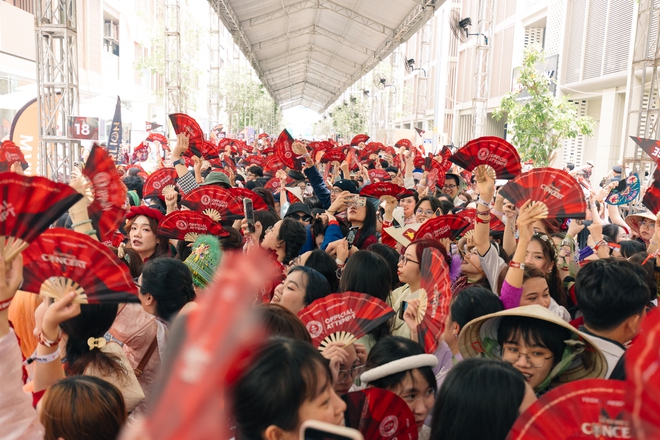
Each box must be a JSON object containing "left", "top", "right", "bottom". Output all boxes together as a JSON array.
[{"left": 242, "top": 0, "right": 316, "bottom": 28}]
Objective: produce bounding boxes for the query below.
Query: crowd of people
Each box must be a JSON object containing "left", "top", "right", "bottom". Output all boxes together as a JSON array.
[{"left": 0, "top": 127, "right": 659, "bottom": 440}]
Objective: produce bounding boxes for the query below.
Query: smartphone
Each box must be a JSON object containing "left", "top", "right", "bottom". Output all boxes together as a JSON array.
[
  {"left": 244, "top": 198, "right": 255, "bottom": 233},
  {"left": 399, "top": 301, "right": 409, "bottom": 319},
  {"left": 300, "top": 420, "right": 364, "bottom": 440},
  {"left": 347, "top": 226, "right": 359, "bottom": 249}
]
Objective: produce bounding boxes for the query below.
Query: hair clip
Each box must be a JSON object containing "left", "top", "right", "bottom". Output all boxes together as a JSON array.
[{"left": 87, "top": 337, "right": 107, "bottom": 351}]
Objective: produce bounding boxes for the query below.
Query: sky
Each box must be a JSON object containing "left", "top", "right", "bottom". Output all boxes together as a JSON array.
[{"left": 281, "top": 106, "right": 322, "bottom": 138}]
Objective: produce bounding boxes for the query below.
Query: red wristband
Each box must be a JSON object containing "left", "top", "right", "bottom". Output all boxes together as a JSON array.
[
  {"left": 476, "top": 217, "right": 491, "bottom": 224},
  {"left": 509, "top": 261, "right": 525, "bottom": 269}
]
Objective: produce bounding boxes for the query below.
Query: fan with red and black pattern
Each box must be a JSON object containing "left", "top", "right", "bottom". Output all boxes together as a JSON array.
[
  {"left": 450, "top": 136, "right": 521, "bottom": 180},
  {"left": 395, "top": 139, "right": 413, "bottom": 150},
  {"left": 319, "top": 146, "right": 347, "bottom": 164},
  {"left": 275, "top": 129, "right": 307, "bottom": 170},
  {"left": 413, "top": 214, "right": 471, "bottom": 242},
  {"left": 22, "top": 228, "right": 139, "bottom": 303},
  {"left": 169, "top": 113, "right": 205, "bottom": 155},
  {"left": 643, "top": 184, "right": 660, "bottom": 214},
  {"left": 343, "top": 388, "right": 417, "bottom": 440},
  {"left": 181, "top": 186, "right": 243, "bottom": 222},
  {"left": 0, "top": 172, "right": 82, "bottom": 261},
  {"left": 263, "top": 156, "right": 287, "bottom": 175},
  {"left": 228, "top": 187, "right": 269, "bottom": 211},
  {"left": 264, "top": 176, "right": 295, "bottom": 195},
  {"left": 146, "top": 133, "right": 170, "bottom": 151},
  {"left": 242, "top": 155, "right": 268, "bottom": 168},
  {"left": 498, "top": 168, "right": 587, "bottom": 219},
  {"left": 0, "top": 140, "right": 28, "bottom": 172},
  {"left": 158, "top": 211, "right": 228, "bottom": 241},
  {"left": 368, "top": 169, "right": 392, "bottom": 182},
  {"left": 143, "top": 167, "right": 179, "bottom": 200},
  {"left": 350, "top": 134, "right": 369, "bottom": 147},
  {"left": 457, "top": 208, "right": 506, "bottom": 234},
  {"left": 131, "top": 142, "right": 149, "bottom": 163},
  {"left": 631, "top": 136, "right": 660, "bottom": 165},
  {"left": 359, "top": 182, "right": 408, "bottom": 200},
  {"left": 82, "top": 145, "right": 128, "bottom": 243}
]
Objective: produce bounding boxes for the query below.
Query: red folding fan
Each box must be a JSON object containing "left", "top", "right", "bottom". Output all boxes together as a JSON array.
[
  {"left": 143, "top": 167, "right": 179, "bottom": 200},
  {"left": 169, "top": 113, "right": 205, "bottom": 154},
  {"left": 82, "top": 145, "right": 128, "bottom": 242},
  {"left": 350, "top": 134, "right": 369, "bottom": 146},
  {"left": 158, "top": 211, "right": 227, "bottom": 241},
  {"left": 457, "top": 208, "right": 506, "bottom": 234},
  {"left": 131, "top": 142, "right": 149, "bottom": 163},
  {"left": 343, "top": 388, "right": 418, "bottom": 440},
  {"left": 0, "top": 140, "right": 28, "bottom": 172},
  {"left": 449, "top": 136, "right": 521, "bottom": 180},
  {"left": 408, "top": 247, "right": 452, "bottom": 353},
  {"left": 264, "top": 176, "right": 295, "bottom": 194},
  {"left": 395, "top": 139, "right": 413, "bottom": 150},
  {"left": 413, "top": 214, "right": 471, "bottom": 242},
  {"left": 21, "top": 228, "right": 138, "bottom": 303},
  {"left": 631, "top": 136, "right": 660, "bottom": 165},
  {"left": 360, "top": 182, "right": 407, "bottom": 199},
  {"left": 0, "top": 172, "right": 82, "bottom": 261},
  {"left": 626, "top": 308, "right": 660, "bottom": 439},
  {"left": 275, "top": 129, "right": 307, "bottom": 170},
  {"left": 368, "top": 169, "right": 392, "bottom": 182},
  {"left": 263, "top": 156, "right": 286, "bottom": 175},
  {"left": 228, "top": 187, "right": 269, "bottom": 211},
  {"left": 146, "top": 133, "right": 169, "bottom": 151},
  {"left": 242, "top": 155, "right": 268, "bottom": 168},
  {"left": 508, "top": 379, "right": 629, "bottom": 440},
  {"left": 498, "top": 168, "right": 587, "bottom": 219},
  {"left": 643, "top": 185, "right": 660, "bottom": 214},
  {"left": 181, "top": 187, "right": 243, "bottom": 222},
  {"left": 320, "top": 146, "right": 347, "bottom": 164},
  {"left": 297, "top": 292, "right": 395, "bottom": 350}
]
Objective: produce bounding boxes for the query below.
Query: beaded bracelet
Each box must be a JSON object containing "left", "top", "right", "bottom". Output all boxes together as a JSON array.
[
  {"left": 71, "top": 219, "right": 92, "bottom": 228},
  {"left": 84, "top": 229, "right": 97, "bottom": 236}
]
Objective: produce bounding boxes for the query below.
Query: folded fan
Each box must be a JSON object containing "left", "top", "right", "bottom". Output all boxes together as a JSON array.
[
  {"left": 21, "top": 228, "right": 139, "bottom": 303},
  {"left": 145, "top": 132, "right": 169, "bottom": 151},
  {"left": 228, "top": 187, "right": 269, "bottom": 211},
  {"left": 367, "top": 169, "right": 392, "bottom": 182},
  {"left": 643, "top": 185, "right": 660, "bottom": 214},
  {"left": 274, "top": 129, "right": 306, "bottom": 170},
  {"left": 359, "top": 182, "right": 408, "bottom": 199},
  {"left": 0, "top": 172, "right": 82, "bottom": 261},
  {"left": 0, "top": 140, "right": 28, "bottom": 171},
  {"left": 158, "top": 211, "right": 228, "bottom": 241},
  {"left": 498, "top": 167, "right": 587, "bottom": 219},
  {"left": 142, "top": 167, "right": 179, "bottom": 200},
  {"left": 350, "top": 134, "right": 370, "bottom": 146},
  {"left": 413, "top": 214, "right": 471, "bottom": 242},
  {"left": 298, "top": 292, "right": 395, "bottom": 351},
  {"left": 181, "top": 187, "right": 243, "bottom": 222},
  {"left": 319, "top": 147, "right": 347, "bottom": 164},
  {"left": 343, "top": 389, "right": 417, "bottom": 440},
  {"left": 449, "top": 136, "right": 521, "bottom": 180},
  {"left": 457, "top": 208, "right": 506, "bottom": 233},
  {"left": 242, "top": 155, "right": 268, "bottom": 168},
  {"left": 169, "top": 113, "right": 205, "bottom": 156},
  {"left": 605, "top": 173, "right": 640, "bottom": 205}
]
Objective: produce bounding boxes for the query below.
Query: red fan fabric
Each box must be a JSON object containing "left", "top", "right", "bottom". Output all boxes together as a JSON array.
[
  {"left": 360, "top": 182, "right": 408, "bottom": 199},
  {"left": 181, "top": 187, "right": 243, "bottom": 221},
  {"left": 631, "top": 136, "right": 660, "bottom": 165},
  {"left": 626, "top": 308, "right": 660, "bottom": 439},
  {"left": 320, "top": 147, "right": 347, "bottom": 163},
  {"left": 508, "top": 379, "right": 629, "bottom": 440},
  {"left": 82, "top": 145, "right": 128, "bottom": 242},
  {"left": 643, "top": 185, "right": 660, "bottom": 214},
  {"left": 146, "top": 133, "right": 169, "bottom": 151},
  {"left": 0, "top": 172, "right": 82, "bottom": 247},
  {"left": 413, "top": 215, "right": 471, "bottom": 241},
  {"left": 343, "top": 388, "right": 418, "bottom": 440},
  {"left": 228, "top": 188, "right": 269, "bottom": 211},
  {"left": 169, "top": 113, "right": 205, "bottom": 155},
  {"left": 368, "top": 169, "right": 392, "bottom": 182},
  {"left": 131, "top": 142, "right": 149, "bottom": 163},
  {"left": 457, "top": 208, "right": 505, "bottom": 233},
  {"left": 22, "top": 228, "right": 139, "bottom": 303},
  {"left": 498, "top": 168, "right": 588, "bottom": 219},
  {"left": 297, "top": 292, "right": 395, "bottom": 349},
  {"left": 264, "top": 176, "right": 294, "bottom": 194},
  {"left": 263, "top": 156, "right": 287, "bottom": 175},
  {"left": 242, "top": 155, "right": 268, "bottom": 168},
  {"left": 143, "top": 168, "right": 179, "bottom": 200},
  {"left": 449, "top": 136, "right": 521, "bottom": 179},
  {"left": 0, "top": 140, "right": 28, "bottom": 171},
  {"left": 183, "top": 141, "right": 219, "bottom": 162},
  {"left": 395, "top": 139, "right": 413, "bottom": 150},
  {"left": 350, "top": 134, "right": 370, "bottom": 146},
  {"left": 360, "top": 143, "right": 384, "bottom": 161},
  {"left": 274, "top": 129, "right": 305, "bottom": 170},
  {"left": 416, "top": 247, "right": 452, "bottom": 353},
  {"left": 158, "top": 211, "right": 227, "bottom": 240}
]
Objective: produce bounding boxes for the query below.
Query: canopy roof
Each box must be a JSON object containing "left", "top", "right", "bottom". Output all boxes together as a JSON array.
[{"left": 210, "top": 0, "right": 442, "bottom": 112}]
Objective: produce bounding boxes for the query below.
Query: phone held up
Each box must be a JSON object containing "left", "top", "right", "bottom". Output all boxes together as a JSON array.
[
  {"left": 300, "top": 420, "right": 364, "bottom": 440},
  {"left": 244, "top": 198, "right": 255, "bottom": 234},
  {"left": 347, "top": 226, "right": 359, "bottom": 249}
]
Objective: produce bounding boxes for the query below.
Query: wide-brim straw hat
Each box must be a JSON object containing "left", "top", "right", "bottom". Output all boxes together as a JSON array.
[
  {"left": 625, "top": 211, "right": 656, "bottom": 236},
  {"left": 458, "top": 305, "right": 607, "bottom": 386}
]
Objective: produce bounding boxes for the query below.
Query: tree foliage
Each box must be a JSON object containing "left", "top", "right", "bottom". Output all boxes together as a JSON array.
[
  {"left": 493, "top": 45, "right": 595, "bottom": 167},
  {"left": 329, "top": 96, "right": 369, "bottom": 139}
]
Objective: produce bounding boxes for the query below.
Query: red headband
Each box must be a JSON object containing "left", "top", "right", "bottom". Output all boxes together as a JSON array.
[{"left": 126, "top": 206, "right": 164, "bottom": 223}]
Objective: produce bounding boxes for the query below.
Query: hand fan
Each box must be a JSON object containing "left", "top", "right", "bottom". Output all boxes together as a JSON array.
[
  {"left": 631, "top": 136, "right": 660, "bottom": 165},
  {"left": 426, "top": 169, "right": 440, "bottom": 192},
  {"left": 0, "top": 140, "right": 28, "bottom": 171},
  {"left": 350, "top": 134, "right": 369, "bottom": 146},
  {"left": 274, "top": 129, "right": 306, "bottom": 170},
  {"left": 264, "top": 176, "right": 288, "bottom": 194},
  {"left": 181, "top": 187, "right": 243, "bottom": 222},
  {"left": 642, "top": 185, "right": 660, "bottom": 214},
  {"left": 158, "top": 211, "right": 228, "bottom": 241},
  {"left": 142, "top": 167, "right": 179, "bottom": 200},
  {"left": 343, "top": 389, "right": 418, "bottom": 440},
  {"left": 21, "top": 228, "right": 138, "bottom": 303},
  {"left": 0, "top": 172, "right": 82, "bottom": 261},
  {"left": 413, "top": 214, "right": 471, "bottom": 242},
  {"left": 408, "top": 247, "right": 452, "bottom": 353},
  {"left": 368, "top": 169, "right": 392, "bottom": 182},
  {"left": 449, "top": 136, "right": 522, "bottom": 180},
  {"left": 320, "top": 146, "right": 347, "bottom": 164},
  {"left": 359, "top": 182, "right": 408, "bottom": 199},
  {"left": 508, "top": 379, "right": 629, "bottom": 440},
  {"left": 297, "top": 292, "right": 395, "bottom": 351},
  {"left": 131, "top": 142, "right": 149, "bottom": 163},
  {"left": 261, "top": 146, "right": 275, "bottom": 154},
  {"left": 395, "top": 139, "right": 413, "bottom": 150},
  {"left": 437, "top": 145, "right": 453, "bottom": 173},
  {"left": 242, "top": 155, "right": 268, "bottom": 168},
  {"left": 360, "top": 143, "right": 383, "bottom": 161},
  {"left": 82, "top": 145, "right": 128, "bottom": 242},
  {"left": 263, "top": 155, "right": 287, "bottom": 175},
  {"left": 498, "top": 168, "right": 588, "bottom": 219},
  {"left": 456, "top": 208, "right": 506, "bottom": 234},
  {"left": 606, "top": 173, "right": 640, "bottom": 205},
  {"left": 228, "top": 187, "right": 269, "bottom": 211},
  {"left": 183, "top": 141, "right": 219, "bottom": 161},
  {"left": 626, "top": 308, "right": 660, "bottom": 439},
  {"left": 146, "top": 133, "right": 169, "bottom": 151},
  {"left": 217, "top": 137, "right": 234, "bottom": 151},
  {"left": 169, "top": 113, "right": 205, "bottom": 156}
]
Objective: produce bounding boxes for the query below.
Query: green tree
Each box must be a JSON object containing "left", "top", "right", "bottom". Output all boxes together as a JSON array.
[
  {"left": 493, "top": 45, "right": 595, "bottom": 167},
  {"left": 329, "top": 96, "right": 369, "bottom": 139}
]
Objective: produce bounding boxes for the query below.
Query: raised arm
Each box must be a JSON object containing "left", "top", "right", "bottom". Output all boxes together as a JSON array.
[{"left": 473, "top": 167, "right": 495, "bottom": 256}]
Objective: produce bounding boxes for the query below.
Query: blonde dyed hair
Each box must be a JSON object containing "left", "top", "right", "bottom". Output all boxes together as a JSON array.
[{"left": 8, "top": 290, "right": 42, "bottom": 359}]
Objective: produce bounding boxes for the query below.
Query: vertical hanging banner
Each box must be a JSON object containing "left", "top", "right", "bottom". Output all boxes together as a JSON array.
[
  {"left": 9, "top": 98, "right": 40, "bottom": 175},
  {"left": 107, "top": 96, "right": 122, "bottom": 162}
]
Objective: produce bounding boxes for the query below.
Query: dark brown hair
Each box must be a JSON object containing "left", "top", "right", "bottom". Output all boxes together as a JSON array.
[
  {"left": 124, "top": 215, "right": 169, "bottom": 260},
  {"left": 257, "top": 304, "right": 313, "bottom": 343}
]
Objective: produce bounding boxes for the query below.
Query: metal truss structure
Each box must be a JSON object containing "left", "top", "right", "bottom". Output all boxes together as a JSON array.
[
  {"left": 165, "top": 0, "right": 182, "bottom": 116},
  {"left": 471, "top": 0, "right": 493, "bottom": 139},
  {"left": 34, "top": 0, "right": 79, "bottom": 180},
  {"left": 208, "top": 4, "right": 222, "bottom": 129}
]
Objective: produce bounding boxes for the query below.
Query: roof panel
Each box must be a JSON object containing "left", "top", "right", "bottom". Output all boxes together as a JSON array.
[{"left": 211, "top": 0, "right": 443, "bottom": 111}]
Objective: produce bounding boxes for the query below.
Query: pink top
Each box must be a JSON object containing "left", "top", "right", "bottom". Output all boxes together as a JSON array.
[{"left": 499, "top": 280, "right": 523, "bottom": 310}]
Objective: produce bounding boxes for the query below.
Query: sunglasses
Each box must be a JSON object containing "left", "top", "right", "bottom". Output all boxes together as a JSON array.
[{"left": 287, "top": 213, "right": 312, "bottom": 222}]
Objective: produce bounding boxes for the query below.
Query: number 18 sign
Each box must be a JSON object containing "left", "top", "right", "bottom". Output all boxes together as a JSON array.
[{"left": 68, "top": 116, "right": 100, "bottom": 140}]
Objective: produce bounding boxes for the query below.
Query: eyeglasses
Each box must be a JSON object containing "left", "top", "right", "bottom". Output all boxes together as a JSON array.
[
  {"left": 443, "top": 184, "right": 457, "bottom": 189},
  {"left": 639, "top": 221, "right": 656, "bottom": 228},
  {"left": 501, "top": 346, "right": 553, "bottom": 368},
  {"left": 416, "top": 208, "right": 435, "bottom": 216},
  {"left": 399, "top": 254, "right": 420, "bottom": 265},
  {"left": 347, "top": 196, "right": 367, "bottom": 208},
  {"left": 337, "top": 364, "right": 365, "bottom": 383},
  {"left": 287, "top": 213, "right": 312, "bottom": 222},
  {"left": 331, "top": 188, "right": 344, "bottom": 194}
]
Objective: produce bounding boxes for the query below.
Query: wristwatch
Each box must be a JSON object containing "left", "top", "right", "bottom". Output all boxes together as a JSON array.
[{"left": 173, "top": 158, "right": 185, "bottom": 167}]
